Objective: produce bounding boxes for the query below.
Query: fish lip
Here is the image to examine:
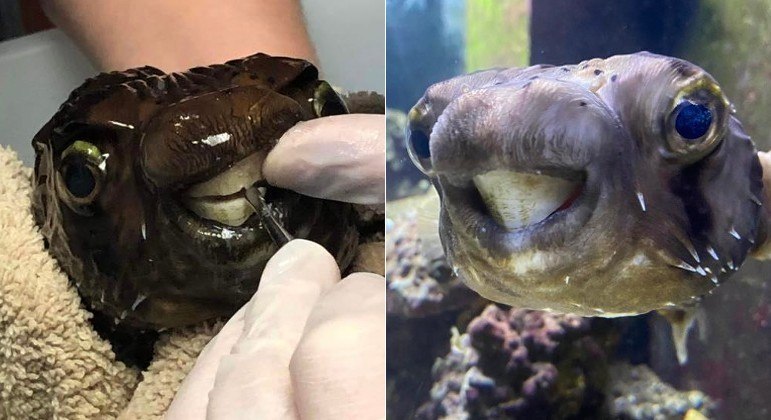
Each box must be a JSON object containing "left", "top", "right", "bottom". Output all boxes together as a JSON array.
[
  {"left": 140, "top": 85, "right": 305, "bottom": 191},
  {"left": 437, "top": 164, "right": 586, "bottom": 187},
  {"left": 165, "top": 145, "right": 269, "bottom": 193},
  {"left": 437, "top": 164, "right": 597, "bottom": 255},
  {"left": 160, "top": 185, "right": 279, "bottom": 260},
  {"left": 170, "top": 151, "right": 269, "bottom": 228}
]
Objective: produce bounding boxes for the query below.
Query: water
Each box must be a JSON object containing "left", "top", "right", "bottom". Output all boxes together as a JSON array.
[{"left": 386, "top": 1, "right": 771, "bottom": 418}]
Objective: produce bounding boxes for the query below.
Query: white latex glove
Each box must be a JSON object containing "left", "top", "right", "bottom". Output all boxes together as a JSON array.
[
  {"left": 263, "top": 114, "right": 385, "bottom": 205},
  {"left": 166, "top": 113, "right": 385, "bottom": 420}
]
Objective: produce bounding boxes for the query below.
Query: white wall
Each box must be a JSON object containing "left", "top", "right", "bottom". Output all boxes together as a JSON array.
[
  {"left": 0, "top": 0, "right": 384, "bottom": 165},
  {"left": 304, "top": 0, "right": 385, "bottom": 92}
]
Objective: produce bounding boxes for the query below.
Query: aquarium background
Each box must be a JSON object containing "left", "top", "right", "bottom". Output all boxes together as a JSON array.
[{"left": 386, "top": 0, "right": 771, "bottom": 418}]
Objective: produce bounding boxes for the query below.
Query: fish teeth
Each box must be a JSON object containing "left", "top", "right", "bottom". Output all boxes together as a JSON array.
[
  {"left": 184, "top": 196, "right": 255, "bottom": 227},
  {"left": 182, "top": 151, "right": 266, "bottom": 226},
  {"left": 473, "top": 169, "right": 579, "bottom": 230}
]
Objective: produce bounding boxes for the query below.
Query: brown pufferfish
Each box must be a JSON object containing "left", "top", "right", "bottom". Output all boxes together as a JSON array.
[
  {"left": 406, "top": 52, "right": 770, "bottom": 359},
  {"left": 32, "top": 53, "right": 383, "bottom": 330}
]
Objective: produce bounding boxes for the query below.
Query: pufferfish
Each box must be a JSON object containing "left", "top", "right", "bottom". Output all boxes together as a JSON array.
[
  {"left": 32, "top": 53, "right": 383, "bottom": 330},
  {"left": 405, "top": 52, "right": 771, "bottom": 362}
]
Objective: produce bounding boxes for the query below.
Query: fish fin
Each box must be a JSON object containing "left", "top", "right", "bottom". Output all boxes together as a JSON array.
[
  {"left": 657, "top": 307, "right": 701, "bottom": 365},
  {"left": 696, "top": 308, "right": 708, "bottom": 342}
]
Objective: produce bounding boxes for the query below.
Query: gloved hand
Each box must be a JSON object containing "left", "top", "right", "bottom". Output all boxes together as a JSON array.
[
  {"left": 166, "top": 113, "right": 385, "bottom": 420},
  {"left": 264, "top": 114, "right": 384, "bottom": 205}
]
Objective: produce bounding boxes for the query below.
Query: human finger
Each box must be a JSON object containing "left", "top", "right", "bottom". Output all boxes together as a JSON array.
[
  {"left": 290, "top": 272, "right": 386, "bottom": 420},
  {"left": 166, "top": 307, "right": 246, "bottom": 419},
  {"left": 206, "top": 239, "right": 341, "bottom": 419},
  {"left": 263, "top": 114, "right": 385, "bottom": 205}
]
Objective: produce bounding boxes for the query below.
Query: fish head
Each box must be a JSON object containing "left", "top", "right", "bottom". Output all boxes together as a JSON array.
[{"left": 32, "top": 53, "right": 359, "bottom": 329}]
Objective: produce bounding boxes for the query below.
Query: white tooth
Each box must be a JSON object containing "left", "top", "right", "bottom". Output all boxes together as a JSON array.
[
  {"left": 188, "top": 152, "right": 266, "bottom": 198},
  {"left": 473, "top": 169, "right": 578, "bottom": 230},
  {"left": 184, "top": 196, "right": 255, "bottom": 226}
]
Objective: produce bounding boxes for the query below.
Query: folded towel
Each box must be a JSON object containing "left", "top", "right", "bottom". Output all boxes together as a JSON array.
[{"left": 0, "top": 145, "right": 221, "bottom": 419}]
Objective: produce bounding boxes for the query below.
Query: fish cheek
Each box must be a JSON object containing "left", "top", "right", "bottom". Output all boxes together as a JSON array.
[
  {"left": 60, "top": 134, "right": 146, "bottom": 282},
  {"left": 55, "top": 200, "right": 116, "bottom": 286},
  {"left": 99, "top": 188, "right": 146, "bottom": 272},
  {"left": 642, "top": 120, "right": 762, "bottom": 295},
  {"left": 69, "top": 123, "right": 152, "bottom": 271},
  {"left": 688, "top": 122, "right": 762, "bottom": 270}
]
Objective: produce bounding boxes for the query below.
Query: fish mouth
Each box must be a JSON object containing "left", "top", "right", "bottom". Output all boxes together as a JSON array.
[
  {"left": 439, "top": 165, "right": 594, "bottom": 253},
  {"left": 160, "top": 149, "right": 283, "bottom": 261},
  {"left": 472, "top": 169, "right": 585, "bottom": 231},
  {"left": 180, "top": 151, "right": 269, "bottom": 227}
]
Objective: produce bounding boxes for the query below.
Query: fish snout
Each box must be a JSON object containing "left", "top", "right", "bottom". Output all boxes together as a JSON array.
[
  {"left": 140, "top": 86, "right": 305, "bottom": 190},
  {"left": 411, "top": 80, "right": 636, "bottom": 266},
  {"left": 429, "top": 79, "right": 624, "bottom": 177}
]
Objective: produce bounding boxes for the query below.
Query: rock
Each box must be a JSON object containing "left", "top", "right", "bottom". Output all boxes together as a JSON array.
[{"left": 605, "top": 362, "right": 714, "bottom": 420}]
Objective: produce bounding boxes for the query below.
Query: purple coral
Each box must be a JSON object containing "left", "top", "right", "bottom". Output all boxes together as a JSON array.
[{"left": 418, "top": 305, "right": 606, "bottom": 419}]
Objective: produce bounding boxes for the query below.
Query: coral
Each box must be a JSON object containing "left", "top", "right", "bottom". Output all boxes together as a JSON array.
[
  {"left": 386, "top": 118, "right": 480, "bottom": 418},
  {"left": 605, "top": 363, "right": 714, "bottom": 420},
  {"left": 385, "top": 212, "right": 482, "bottom": 418},
  {"left": 386, "top": 213, "right": 478, "bottom": 318},
  {"left": 417, "top": 304, "right": 607, "bottom": 419}
]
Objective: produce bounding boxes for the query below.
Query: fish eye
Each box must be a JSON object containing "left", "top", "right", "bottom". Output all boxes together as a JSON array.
[
  {"left": 673, "top": 101, "right": 712, "bottom": 140},
  {"left": 406, "top": 128, "right": 433, "bottom": 174},
  {"left": 63, "top": 161, "right": 96, "bottom": 198},
  {"left": 57, "top": 140, "right": 106, "bottom": 211},
  {"left": 664, "top": 86, "right": 728, "bottom": 163},
  {"left": 313, "top": 81, "right": 349, "bottom": 117}
]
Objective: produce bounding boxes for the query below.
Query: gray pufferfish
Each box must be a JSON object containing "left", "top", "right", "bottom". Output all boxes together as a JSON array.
[{"left": 404, "top": 52, "right": 771, "bottom": 362}]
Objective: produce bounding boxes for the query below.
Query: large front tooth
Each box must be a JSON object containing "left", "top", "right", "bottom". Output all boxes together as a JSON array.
[
  {"left": 473, "top": 169, "right": 578, "bottom": 230},
  {"left": 184, "top": 197, "right": 255, "bottom": 226},
  {"left": 188, "top": 152, "right": 266, "bottom": 198}
]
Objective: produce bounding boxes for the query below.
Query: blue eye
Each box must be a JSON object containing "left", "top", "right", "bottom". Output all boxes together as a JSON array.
[
  {"left": 409, "top": 129, "right": 431, "bottom": 159},
  {"left": 674, "top": 101, "right": 712, "bottom": 140},
  {"left": 64, "top": 162, "right": 96, "bottom": 198}
]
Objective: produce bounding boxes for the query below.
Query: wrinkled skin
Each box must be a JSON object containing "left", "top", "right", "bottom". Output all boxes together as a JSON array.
[
  {"left": 32, "top": 53, "right": 380, "bottom": 329},
  {"left": 407, "top": 52, "right": 766, "bottom": 317}
]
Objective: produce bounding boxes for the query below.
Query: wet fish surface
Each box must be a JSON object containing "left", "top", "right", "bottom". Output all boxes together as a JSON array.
[{"left": 32, "top": 53, "right": 383, "bottom": 329}]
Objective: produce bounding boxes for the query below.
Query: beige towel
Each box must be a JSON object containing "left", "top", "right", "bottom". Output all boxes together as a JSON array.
[{"left": 0, "top": 145, "right": 221, "bottom": 419}]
